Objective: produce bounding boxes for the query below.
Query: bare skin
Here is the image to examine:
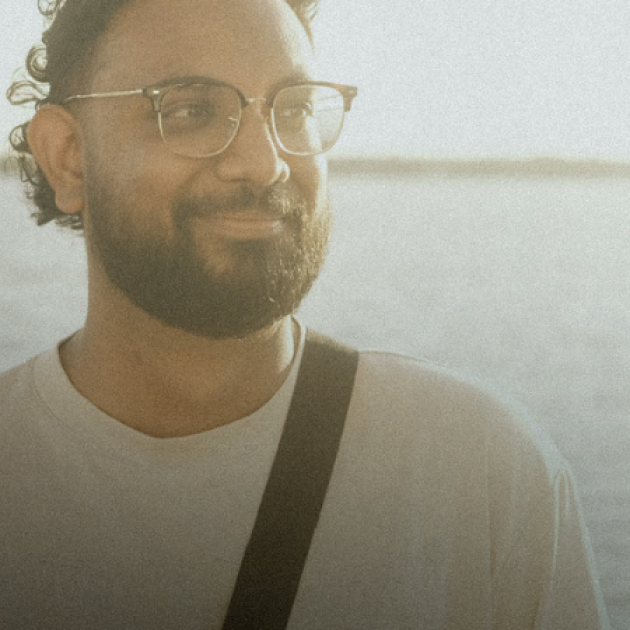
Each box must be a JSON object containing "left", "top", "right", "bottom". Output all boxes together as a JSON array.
[
  {"left": 60, "top": 310, "right": 297, "bottom": 438},
  {"left": 29, "top": 0, "right": 328, "bottom": 437}
]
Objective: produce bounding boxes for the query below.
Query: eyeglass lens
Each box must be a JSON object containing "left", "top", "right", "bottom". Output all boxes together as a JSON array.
[{"left": 157, "top": 83, "right": 347, "bottom": 157}]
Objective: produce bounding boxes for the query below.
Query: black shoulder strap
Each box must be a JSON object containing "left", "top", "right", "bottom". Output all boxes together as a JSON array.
[{"left": 221, "top": 329, "right": 359, "bottom": 630}]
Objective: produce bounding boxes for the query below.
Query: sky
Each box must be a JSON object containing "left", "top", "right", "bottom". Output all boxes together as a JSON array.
[{"left": 1, "top": 0, "right": 630, "bottom": 159}]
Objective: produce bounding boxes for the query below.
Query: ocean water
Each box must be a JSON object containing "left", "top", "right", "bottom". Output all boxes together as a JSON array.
[{"left": 1, "top": 172, "right": 629, "bottom": 628}]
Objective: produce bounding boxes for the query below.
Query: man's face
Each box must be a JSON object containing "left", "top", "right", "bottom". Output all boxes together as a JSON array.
[{"left": 77, "top": 0, "right": 330, "bottom": 338}]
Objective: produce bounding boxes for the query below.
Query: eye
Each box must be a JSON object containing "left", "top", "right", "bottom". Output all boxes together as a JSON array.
[
  {"left": 276, "top": 100, "right": 314, "bottom": 120},
  {"left": 162, "top": 98, "right": 218, "bottom": 126}
]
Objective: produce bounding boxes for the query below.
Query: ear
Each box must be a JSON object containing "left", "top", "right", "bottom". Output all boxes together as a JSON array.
[{"left": 27, "top": 104, "right": 85, "bottom": 215}]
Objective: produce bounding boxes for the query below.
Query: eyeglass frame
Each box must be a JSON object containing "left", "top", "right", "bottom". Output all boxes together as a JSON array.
[{"left": 62, "top": 76, "right": 358, "bottom": 157}]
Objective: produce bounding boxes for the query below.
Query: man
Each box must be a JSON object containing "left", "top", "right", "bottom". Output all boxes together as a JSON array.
[{"left": 0, "top": 0, "right": 609, "bottom": 628}]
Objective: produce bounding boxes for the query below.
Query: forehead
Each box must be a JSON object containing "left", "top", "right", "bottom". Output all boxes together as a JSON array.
[{"left": 90, "top": 0, "right": 314, "bottom": 91}]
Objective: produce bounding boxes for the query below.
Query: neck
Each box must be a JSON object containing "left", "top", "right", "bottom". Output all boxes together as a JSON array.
[{"left": 60, "top": 300, "right": 298, "bottom": 438}]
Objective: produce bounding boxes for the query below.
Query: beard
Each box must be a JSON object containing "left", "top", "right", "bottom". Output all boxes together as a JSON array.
[{"left": 85, "top": 176, "right": 331, "bottom": 339}]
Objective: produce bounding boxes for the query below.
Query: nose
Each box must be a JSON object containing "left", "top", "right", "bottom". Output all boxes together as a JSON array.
[{"left": 214, "top": 101, "right": 290, "bottom": 187}]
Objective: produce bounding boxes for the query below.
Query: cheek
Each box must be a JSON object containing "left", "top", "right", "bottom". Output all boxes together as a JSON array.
[
  {"left": 84, "top": 109, "right": 182, "bottom": 210},
  {"left": 86, "top": 136, "right": 198, "bottom": 237},
  {"left": 290, "top": 154, "right": 328, "bottom": 209}
]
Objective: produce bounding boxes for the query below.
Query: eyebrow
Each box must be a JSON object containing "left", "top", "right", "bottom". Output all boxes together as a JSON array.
[{"left": 151, "top": 72, "right": 314, "bottom": 94}]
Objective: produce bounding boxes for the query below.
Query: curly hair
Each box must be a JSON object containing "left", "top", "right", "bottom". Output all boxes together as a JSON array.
[{"left": 6, "top": 0, "right": 320, "bottom": 232}]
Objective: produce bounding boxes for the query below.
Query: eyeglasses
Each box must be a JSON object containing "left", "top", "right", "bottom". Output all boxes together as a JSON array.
[{"left": 63, "top": 78, "right": 358, "bottom": 158}]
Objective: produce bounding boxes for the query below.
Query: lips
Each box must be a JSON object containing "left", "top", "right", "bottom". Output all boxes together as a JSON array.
[
  {"left": 175, "top": 185, "right": 298, "bottom": 240},
  {"left": 192, "top": 210, "right": 286, "bottom": 240}
]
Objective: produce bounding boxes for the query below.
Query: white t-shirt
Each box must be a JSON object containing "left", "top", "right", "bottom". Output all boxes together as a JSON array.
[{"left": 0, "top": 324, "right": 609, "bottom": 629}]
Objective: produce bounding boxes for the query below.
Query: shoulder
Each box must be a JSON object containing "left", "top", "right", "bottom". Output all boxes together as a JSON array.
[
  {"left": 0, "top": 358, "right": 43, "bottom": 444},
  {"left": 0, "top": 359, "right": 36, "bottom": 402},
  {"left": 326, "top": 344, "right": 584, "bottom": 563},
  {"left": 355, "top": 350, "right": 506, "bottom": 411},
  {"left": 344, "top": 350, "right": 579, "bottom": 559},
  {"left": 353, "top": 349, "right": 530, "bottom": 431},
  {"left": 350, "top": 349, "right": 567, "bottom": 485},
  {"left": 0, "top": 349, "right": 58, "bottom": 432}
]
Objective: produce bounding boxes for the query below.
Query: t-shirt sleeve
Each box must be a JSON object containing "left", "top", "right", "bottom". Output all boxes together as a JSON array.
[{"left": 492, "top": 463, "right": 610, "bottom": 630}]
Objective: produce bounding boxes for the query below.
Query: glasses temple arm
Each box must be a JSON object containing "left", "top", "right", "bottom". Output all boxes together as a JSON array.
[{"left": 63, "top": 89, "right": 144, "bottom": 104}]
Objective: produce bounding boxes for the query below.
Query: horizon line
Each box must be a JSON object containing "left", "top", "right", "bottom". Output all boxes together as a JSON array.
[
  {"left": 3, "top": 152, "right": 630, "bottom": 178},
  {"left": 327, "top": 155, "right": 630, "bottom": 178}
]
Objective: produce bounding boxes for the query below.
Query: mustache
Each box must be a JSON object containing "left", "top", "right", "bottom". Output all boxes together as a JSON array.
[{"left": 174, "top": 185, "right": 304, "bottom": 224}]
